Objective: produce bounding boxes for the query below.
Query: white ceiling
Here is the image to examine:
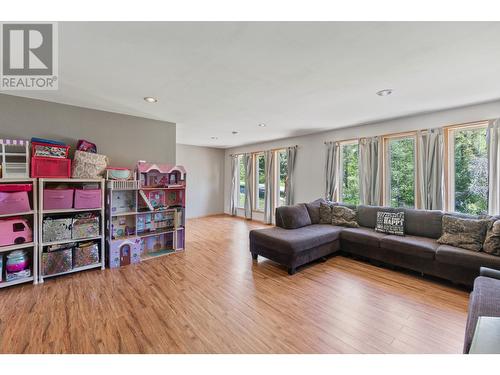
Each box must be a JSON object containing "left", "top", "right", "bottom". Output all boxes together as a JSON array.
[{"left": 9, "top": 22, "right": 500, "bottom": 148}]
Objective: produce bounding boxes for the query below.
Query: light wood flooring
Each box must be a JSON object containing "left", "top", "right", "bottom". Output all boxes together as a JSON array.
[{"left": 0, "top": 215, "right": 469, "bottom": 353}]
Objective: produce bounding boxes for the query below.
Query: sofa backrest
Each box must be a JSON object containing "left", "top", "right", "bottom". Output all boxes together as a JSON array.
[
  {"left": 275, "top": 204, "right": 312, "bottom": 229},
  {"left": 403, "top": 208, "right": 443, "bottom": 239},
  {"left": 356, "top": 205, "right": 400, "bottom": 228}
]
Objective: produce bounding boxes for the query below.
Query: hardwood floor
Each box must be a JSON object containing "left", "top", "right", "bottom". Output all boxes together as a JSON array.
[{"left": 0, "top": 215, "right": 469, "bottom": 354}]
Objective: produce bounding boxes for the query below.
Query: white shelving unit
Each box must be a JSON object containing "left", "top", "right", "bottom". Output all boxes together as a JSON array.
[
  {"left": 0, "top": 178, "right": 38, "bottom": 288},
  {"left": 38, "top": 178, "right": 105, "bottom": 283}
]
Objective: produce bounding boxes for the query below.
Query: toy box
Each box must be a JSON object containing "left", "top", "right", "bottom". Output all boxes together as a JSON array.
[
  {"left": 74, "top": 189, "right": 102, "bottom": 209},
  {"left": 0, "top": 218, "right": 33, "bottom": 247},
  {"left": 72, "top": 214, "right": 100, "bottom": 239},
  {"left": 0, "top": 184, "right": 32, "bottom": 214},
  {"left": 43, "top": 188, "right": 74, "bottom": 210},
  {"left": 42, "top": 217, "right": 72, "bottom": 243},
  {"left": 108, "top": 238, "right": 141, "bottom": 268},
  {"left": 73, "top": 241, "right": 100, "bottom": 268},
  {"left": 42, "top": 249, "right": 72, "bottom": 276}
]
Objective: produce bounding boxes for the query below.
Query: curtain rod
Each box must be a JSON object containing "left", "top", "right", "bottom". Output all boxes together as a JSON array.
[{"left": 230, "top": 145, "right": 298, "bottom": 157}]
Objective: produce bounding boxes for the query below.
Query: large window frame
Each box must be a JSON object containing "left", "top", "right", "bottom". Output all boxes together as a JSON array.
[
  {"left": 444, "top": 121, "right": 489, "bottom": 214},
  {"left": 236, "top": 154, "right": 245, "bottom": 209},
  {"left": 338, "top": 140, "right": 360, "bottom": 205},
  {"left": 253, "top": 152, "right": 265, "bottom": 212},
  {"left": 382, "top": 132, "right": 418, "bottom": 208}
]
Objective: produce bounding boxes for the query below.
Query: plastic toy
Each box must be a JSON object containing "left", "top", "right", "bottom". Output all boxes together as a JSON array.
[{"left": 0, "top": 218, "right": 33, "bottom": 246}]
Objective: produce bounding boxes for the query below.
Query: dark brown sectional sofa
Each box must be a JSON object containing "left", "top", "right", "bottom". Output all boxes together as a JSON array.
[{"left": 249, "top": 199, "right": 500, "bottom": 287}]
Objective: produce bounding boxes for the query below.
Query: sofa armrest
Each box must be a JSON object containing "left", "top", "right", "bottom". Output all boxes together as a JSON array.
[{"left": 480, "top": 267, "right": 500, "bottom": 280}]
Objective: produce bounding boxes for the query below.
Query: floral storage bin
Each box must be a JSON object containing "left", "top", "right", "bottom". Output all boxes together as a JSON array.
[
  {"left": 42, "top": 249, "right": 72, "bottom": 276},
  {"left": 74, "top": 189, "right": 101, "bottom": 209},
  {"left": 72, "top": 214, "right": 100, "bottom": 239},
  {"left": 73, "top": 242, "right": 100, "bottom": 268},
  {"left": 42, "top": 217, "right": 72, "bottom": 243}
]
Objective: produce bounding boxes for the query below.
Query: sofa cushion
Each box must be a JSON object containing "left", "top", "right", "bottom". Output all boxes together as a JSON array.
[
  {"left": 375, "top": 211, "right": 405, "bottom": 236},
  {"left": 483, "top": 220, "right": 500, "bottom": 256},
  {"left": 403, "top": 208, "right": 443, "bottom": 239},
  {"left": 356, "top": 205, "right": 399, "bottom": 229},
  {"left": 436, "top": 245, "right": 500, "bottom": 270},
  {"left": 331, "top": 205, "right": 359, "bottom": 228},
  {"left": 380, "top": 235, "right": 438, "bottom": 260},
  {"left": 340, "top": 227, "right": 386, "bottom": 247},
  {"left": 464, "top": 276, "right": 500, "bottom": 353},
  {"left": 250, "top": 224, "right": 342, "bottom": 254},
  {"left": 319, "top": 202, "right": 335, "bottom": 224},
  {"left": 304, "top": 198, "right": 327, "bottom": 224},
  {"left": 275, "top": 204, "right": 312, "bottom": 229},
  {"left": 437, "top": 215, "right": 489, "bottom": 252}
]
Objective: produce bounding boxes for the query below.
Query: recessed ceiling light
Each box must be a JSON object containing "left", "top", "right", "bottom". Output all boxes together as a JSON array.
[
  {"left": 376, "top": 89, "right": 393, "bottom": 97},
  {"left": 258, "top": 123, "right": 266, "bottom": 127},
  {"left": 210, "top": 136, "right": 218, "bottom": 140},
  {"left": 232, "top": 131, "right": 238, "bottom": 135},
  {"left": 144, "top": 96, "right": 158, "bottom": 103}
]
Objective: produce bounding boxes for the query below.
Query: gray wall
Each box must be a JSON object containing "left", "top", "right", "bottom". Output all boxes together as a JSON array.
[
  {"left": 224, "top": 99, "right": 500, "bottom": 221},
  {"left": 176, "top": 144, "right": 225, "bottom": 218},
  {"left": 0, "top": 94, "right": 176, "bottom": 168}
]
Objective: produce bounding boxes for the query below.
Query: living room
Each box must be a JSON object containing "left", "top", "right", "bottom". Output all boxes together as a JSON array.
[{"left": 1, "top": 1, "right": 500, "bottom": 374}]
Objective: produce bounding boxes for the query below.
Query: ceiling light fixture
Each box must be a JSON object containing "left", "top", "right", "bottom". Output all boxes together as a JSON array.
[
  {"left": 144, "top": 96, "right": 158, "bottom": 103},
  {"left": 376, "top": 89, "right": 393, "bottom": 97},
  {"left": 232, "top": 131, "right": 239, "bottom": 135},
  {"left": 211, "top": 136, "right": 218, "bottom": 140},
  {"left": 258, "top": 123, "right": 266, "bottom": 127}
]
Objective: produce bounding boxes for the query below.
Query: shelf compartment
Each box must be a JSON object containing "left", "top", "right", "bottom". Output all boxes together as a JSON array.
[
  {"left": 41, "top": 262, "right": 102, "bottom": 279},
  {"left": 41, "top": 236, "right": 102, "bottom": 247}
]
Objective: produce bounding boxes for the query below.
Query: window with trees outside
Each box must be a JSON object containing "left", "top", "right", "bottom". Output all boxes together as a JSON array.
[
  {"left": 238, "top": 155, "right": 245, "bottom": 208},
  {"left": 277, "top": 150, "right": 288, "bottom": 207},
  {"left": 448, "top": 125, "right": 488, "bottom": 215},
  {"left": 385, "top": 136, "right": 416, "bottom": 208},
  {"left": 340, "top": 142, "right": 359, "bottom": 205},
  {"left": 254, "top": 153, "right": 265, "bottom": 211}
]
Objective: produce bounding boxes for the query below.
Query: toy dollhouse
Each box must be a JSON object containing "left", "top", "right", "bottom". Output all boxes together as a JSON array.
[
  {"left": 0, "top": 139, "right": 30, "bottom": 178},
  {"left": 105, "top": 162, "right": 186, "bottom": 268}
]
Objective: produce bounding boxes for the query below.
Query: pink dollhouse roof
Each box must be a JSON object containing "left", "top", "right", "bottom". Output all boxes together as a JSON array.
[{"left": 137, "top": 161, "right": 186, "bottom": 177}]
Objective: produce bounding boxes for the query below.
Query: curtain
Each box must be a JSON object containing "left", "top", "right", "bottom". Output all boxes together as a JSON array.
[
  {"left": 285, "top": 146, "right": 297, "bottom": 205},
  {"left": 243, "top": 153, "right": 253, "bottom": 219},
  {"left": 229, "top": 155, "right": 239, "bottom": 216},
  {"left": 358, "top": 137, "right": 382, "bottom": 206},
  {"left": 325, "top": 141, "right": 340, "bottom": 201},
  {"left": 488, "top": 119, "right": 500, "bottom": 215},
  {"left": 417, "top": 128, "right": 444, "bottom": 210},
  {"left": 263, "top": 150, "right": 275, "bottom": 224}
]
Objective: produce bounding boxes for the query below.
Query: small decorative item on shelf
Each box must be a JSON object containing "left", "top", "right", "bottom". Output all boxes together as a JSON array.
[
  {"left": 0, "top": 139, "right": 30, "bottom": 178},
  {"left": 0, "top": 184, "right": 32, "bottom": 214},
  {"left": 106, "top": 167, "right": 132, "bottom": 180},
  {"left": 42, "top": 248, "right": 72, "bottom": 276},
  {"left": 73, "top": 241, "right": 100, "bottom": 268},
  {"left": 0, "top": 218, "right": 33, "bottom": 246},
  {"left": 72, "top": 213, "right": 100, "bottom": 239},
  {"left": 76, "top": 139, "right": 97, "bottom": 153},
  {"left": 5, "top": 250, "right": 31, "bottom": 281},
  {"left": 42, "top": 216, "right": 72, "bottom": 243}
]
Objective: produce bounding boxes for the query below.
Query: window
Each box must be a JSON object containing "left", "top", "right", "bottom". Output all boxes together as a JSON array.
[
  {"left": 448, "top": 125, "right": 488, "bottom": 215},
  {"left": 238, "top": 155, "right": 245, "bottom": 208},
  {"left": 385, "top": 136, "right": 416, "bottom": 208},
  {"left": 277, "top": 150, "right": 288, "bottom": 207},
  {"left": 254, "top": 153, "right": 265, "bottom": 211},
  {"left": 339, "top": 142, "right": 359, "bottom": 205}
]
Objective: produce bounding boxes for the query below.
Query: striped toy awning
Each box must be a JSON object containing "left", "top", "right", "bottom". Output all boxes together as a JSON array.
[{"left": 0, "top": 139, "right": 29, "bottom": 146}]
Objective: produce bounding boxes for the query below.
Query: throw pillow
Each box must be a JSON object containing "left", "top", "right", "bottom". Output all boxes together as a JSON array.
[
  {"left": 319, "top": 202, "right": 334, "bottom": 224},
  {"left": 375, "top": 211, "right": 405, "bottom": 236},
  {"left": 331, "top": 206, "right": 359, "bottom": 228},
  {"left": 437, "top": 215, "right": 489, "bottom": 252},
  {"left": 305, "top": 198, "right": 327, "bottom": 224},
  {"left": 276, "top": 204, "right": 312, "bottom": 229},
  {"left": 483, "top": 220, "right": 500, "bottom": 255}
]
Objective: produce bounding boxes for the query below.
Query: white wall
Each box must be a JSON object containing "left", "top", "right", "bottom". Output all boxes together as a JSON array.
[
  {"left": 176, "top": 144, "right": 225, "bottom": 219},
  {"left": 224, "top": 99, "right": 500, "bottom": 219}
]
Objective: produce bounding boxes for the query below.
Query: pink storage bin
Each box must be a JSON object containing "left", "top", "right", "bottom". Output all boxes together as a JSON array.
[
  {"left": 74, "top": 189, "right": 102, "bottom": 209},
  {"left": 43, "top": 189, "right": 74, "bottom": 210},
  {"left": 0, "top": 191, "right": 31, "bottom": 214}
]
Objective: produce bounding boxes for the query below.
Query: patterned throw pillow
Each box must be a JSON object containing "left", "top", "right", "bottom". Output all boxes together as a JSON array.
[
  {"left": 375, "top": 211, "right": 405, "bottom": 236},
  {"left": 483, "top": 220, "right": 500, "bottom": 255},
  {"left": 437, "top": 215, "right": 489, "bottom": 252},
  {"left": 331, "top": 206, "right": 359, "bottom": 228},
  {"left": 319, "top": 202, "right": 334, "bottom": 224}
]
